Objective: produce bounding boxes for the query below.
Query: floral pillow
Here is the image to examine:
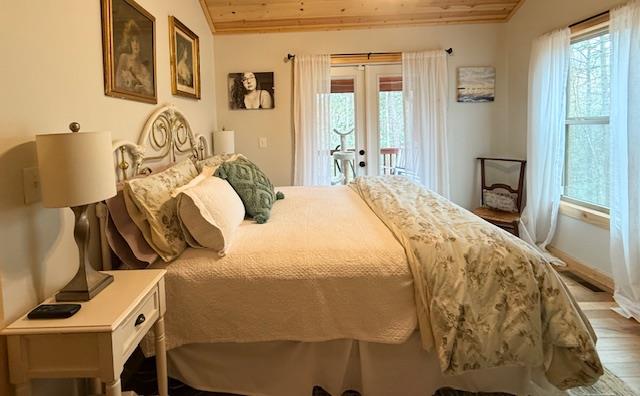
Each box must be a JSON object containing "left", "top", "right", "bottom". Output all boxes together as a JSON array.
[
  {"left": 196, "top": 153, "right": 246, "bottom": 173},
  {"left": 483, "top": 190, "right": 518, "bottom": 213},
  {"left": 123, "top": 159, "right": 198, "bottom": 261}
]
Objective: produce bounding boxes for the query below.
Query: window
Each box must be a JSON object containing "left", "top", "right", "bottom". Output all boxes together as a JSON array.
[{"left": 564, "top": 28, "right": 611, "bottom": 211}]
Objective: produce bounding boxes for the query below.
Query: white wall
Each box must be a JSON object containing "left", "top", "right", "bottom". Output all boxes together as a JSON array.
[
  {"left": 0, "top": 0, "right": 216, "bottom": 393},
  {"left": 214, "top": 1, "right": 619, "bottom": 273},
  {"left": 502, "top": 0, "right": 625, "bottom": 276},
  {"left": 214, "top": 24, "right": 508, "bottom": 209}
]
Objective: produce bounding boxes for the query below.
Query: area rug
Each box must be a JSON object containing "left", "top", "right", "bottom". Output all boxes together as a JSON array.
[{"left": 335, "top": 368, "right": 638, "bottom": 396}]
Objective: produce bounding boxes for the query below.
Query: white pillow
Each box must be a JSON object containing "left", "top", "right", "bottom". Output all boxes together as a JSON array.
[
  {"left": 176, "top": 175, "right": 245, "bottom": 255},
  {"left": 483, "top": 190, "right": 518, "bottom": 212}
]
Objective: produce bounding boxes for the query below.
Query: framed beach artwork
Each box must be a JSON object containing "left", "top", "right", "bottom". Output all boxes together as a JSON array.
[
  {"left": 457, "top": 67, "right": 496, "bottom": 103},
  {"left": 228, "top": 72, "right": 275, "bottom": 110},
  {"left": 169, "top": 16, "right": 201, "bottom": 99},
  {"left": 101, "top": 0, "right": 157, "bottom": 104}
]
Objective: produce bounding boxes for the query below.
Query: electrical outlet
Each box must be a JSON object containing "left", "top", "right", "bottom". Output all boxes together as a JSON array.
[
  {"left": 259, "top": 137, "right": 268, "bottom": 148},
  {"left": 23, "top": 167, "right": 41, "bottom": 204}
]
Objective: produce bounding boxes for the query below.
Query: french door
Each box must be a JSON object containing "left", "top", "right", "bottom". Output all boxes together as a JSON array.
[{"left": 329, "top": 64, "right": 403, "bottom": 177}]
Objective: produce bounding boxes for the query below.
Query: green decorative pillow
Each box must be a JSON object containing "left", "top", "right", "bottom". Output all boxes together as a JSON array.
[{"left": 215, "top": 158, "right": 284, "bottom": 224}]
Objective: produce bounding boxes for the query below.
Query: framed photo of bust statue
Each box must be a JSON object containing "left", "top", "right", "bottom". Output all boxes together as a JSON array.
[
  {"left": 169, "top": 16, "right": 201, "bottom": 99},
  {"left": 101, "top": 0, "right": 157, "bottom": 104}
]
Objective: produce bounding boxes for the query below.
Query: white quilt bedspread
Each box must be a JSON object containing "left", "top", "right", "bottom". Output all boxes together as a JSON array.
[{"left": 147, "top": 186, "right": 416, "bottom": 352}]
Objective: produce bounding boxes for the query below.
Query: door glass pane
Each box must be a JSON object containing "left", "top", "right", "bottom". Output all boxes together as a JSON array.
[
  {"left": 565, "top": 123, "right": 610, "bottom": 207},
  {"left": 378, "top": 76, "right": 403, "bottom": 175},
  {"left": 330, "top": 78, "right": 356, "bottom": 150},
  {"left": 329, "top": 77, "right": 356, "bottom": 182}
]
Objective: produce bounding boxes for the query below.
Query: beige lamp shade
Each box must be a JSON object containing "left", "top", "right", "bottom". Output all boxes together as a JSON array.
[
  {"left": 213, "top": 130, "right": 235, "bottom": 155},
  {"left": 36, "top": 131, "right": 117, "bottom": 208}
]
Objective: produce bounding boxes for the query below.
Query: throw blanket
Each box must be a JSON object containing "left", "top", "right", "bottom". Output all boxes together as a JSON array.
[{"left": 351, "top": 176, "right": 603, "bottom": 390}]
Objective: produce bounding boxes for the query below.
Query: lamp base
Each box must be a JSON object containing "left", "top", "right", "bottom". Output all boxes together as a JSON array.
[
  {"left": 56, "top": 271, "right": 113, "bottom": 302},
  {"left": 55, "top": 204, "right": 114, "bottom": 302}
]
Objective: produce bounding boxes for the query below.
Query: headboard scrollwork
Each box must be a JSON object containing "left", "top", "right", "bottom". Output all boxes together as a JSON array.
[
  {"left": 112, "top": 104, "right": 209, "bottom": 181},
  {"left": 96, "top": 104, "right": 209, "bottom": 270}
]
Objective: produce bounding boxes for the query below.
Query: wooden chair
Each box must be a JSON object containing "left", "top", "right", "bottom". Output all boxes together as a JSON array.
[
  {"left": 380, "top": 147, "right": 400, "bottom": 175},
  {"left": 472, "top": 157, "right": 526, "bottom": 237}
]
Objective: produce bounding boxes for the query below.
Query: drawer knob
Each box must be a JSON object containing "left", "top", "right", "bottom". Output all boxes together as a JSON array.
[{"left": 135, "top": 314, "right": 146, "bottom": 327}]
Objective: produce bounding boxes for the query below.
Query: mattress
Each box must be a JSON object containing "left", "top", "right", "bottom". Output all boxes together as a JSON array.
[{"left": 148, "top": 185, "right": 416, "bottom": 352}]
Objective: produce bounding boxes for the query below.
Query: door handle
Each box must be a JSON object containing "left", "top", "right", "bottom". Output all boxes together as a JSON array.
[{"left": 359, "top": 161, "right": 366, "bottom": 167}]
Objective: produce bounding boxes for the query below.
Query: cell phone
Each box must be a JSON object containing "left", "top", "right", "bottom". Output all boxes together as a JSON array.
[{"left": 27, "top": 304, "right": 81, "bottom": 319}]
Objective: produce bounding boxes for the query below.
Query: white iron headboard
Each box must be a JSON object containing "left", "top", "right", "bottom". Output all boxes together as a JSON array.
[
  {"left": 95, "top": 104, "right": 210, "bottom": 270},
  {"left": 112, "top": 104, "right": 209, "bottom": 181}
]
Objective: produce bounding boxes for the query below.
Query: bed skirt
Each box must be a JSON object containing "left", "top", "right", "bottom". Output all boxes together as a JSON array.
[{"left": 166, "top": 332, "right": 563, "bottom": 396}]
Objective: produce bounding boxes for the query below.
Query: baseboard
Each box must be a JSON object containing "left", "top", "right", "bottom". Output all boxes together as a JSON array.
[{"left": 547, "top": 245, "right": 614, "bottom": 293}]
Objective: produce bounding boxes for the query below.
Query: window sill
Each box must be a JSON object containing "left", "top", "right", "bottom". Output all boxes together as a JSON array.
[{"left": 559, "top": 200, "right": 610, "bottom": 230}]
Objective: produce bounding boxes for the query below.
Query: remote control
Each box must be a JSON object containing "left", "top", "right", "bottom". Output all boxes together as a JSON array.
[{"left": 27, "top": 304, "right": 81, "bottom": 319}]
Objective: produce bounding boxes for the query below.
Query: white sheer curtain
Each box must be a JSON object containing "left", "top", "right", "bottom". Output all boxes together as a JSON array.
[
  {"left": 293, "top": 54, "right": 332, "bottom": 186},
  {"left": 402, "top": 51, "right": 450, "bottom": 197},
  {"left": 519, "top": 29, "right": 571, "bottom": 250},
  {"left": 610, "top": 1, "right": 640, "bottom": 321}
]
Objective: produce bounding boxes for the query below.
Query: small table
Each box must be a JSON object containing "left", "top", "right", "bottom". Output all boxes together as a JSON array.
[
  {"left": 332, "top": 151, "right": 356, "bottom": 185},
  {"left": 1, "top": 270, "right": 167, "bottom": 396}
]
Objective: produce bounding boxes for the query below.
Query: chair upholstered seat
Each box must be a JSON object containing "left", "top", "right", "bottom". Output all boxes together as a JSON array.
[{"left": 472, "top": 207, "right": 521, "bottom": 224}]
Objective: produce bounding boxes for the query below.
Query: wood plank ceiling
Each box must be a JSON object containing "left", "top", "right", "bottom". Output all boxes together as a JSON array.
[{"left": 199, "top": 0, "right": 526, "bottom": 34}]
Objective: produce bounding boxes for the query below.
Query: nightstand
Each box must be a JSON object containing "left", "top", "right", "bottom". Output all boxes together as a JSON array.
[{"left": 1, "top": 270, "right": 167, "bottom": 396}]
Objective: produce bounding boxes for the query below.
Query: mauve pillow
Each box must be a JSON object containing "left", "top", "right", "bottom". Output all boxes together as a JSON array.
[
  {"left": 105, "top": 187, "right": 160, "bottom": 266},
  {"left": 105, "top": 212, "right": 149, "bottom": 269}
]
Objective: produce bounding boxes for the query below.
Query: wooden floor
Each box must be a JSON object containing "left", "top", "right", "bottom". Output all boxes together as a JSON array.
[{"left": 559, "top": 271, "right": 640, "bottom": 393}]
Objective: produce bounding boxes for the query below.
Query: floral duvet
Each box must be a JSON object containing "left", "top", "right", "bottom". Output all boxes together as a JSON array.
[{"left": 351, "top": 176, "right": 603, "bottom": 390}]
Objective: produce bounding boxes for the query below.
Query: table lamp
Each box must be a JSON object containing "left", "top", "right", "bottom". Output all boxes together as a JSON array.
[
  {"left": 213, "top": 129, "right": 235, "bottom": 155},
  {"left": 36, "top": 123, "right": 117, "bottom": 301}
]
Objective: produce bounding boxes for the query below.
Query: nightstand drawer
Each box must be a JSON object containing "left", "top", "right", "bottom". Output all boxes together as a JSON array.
[{"left": 114, "top": 284, "right": 160, "bottom": 361}]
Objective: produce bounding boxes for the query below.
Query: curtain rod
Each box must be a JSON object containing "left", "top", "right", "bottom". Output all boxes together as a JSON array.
[
  {"left": 285, "top": 48, "right": 453, "bottom": 63},
  {"left": 569, "top": 11, "right": 609, "bottom": 28}
]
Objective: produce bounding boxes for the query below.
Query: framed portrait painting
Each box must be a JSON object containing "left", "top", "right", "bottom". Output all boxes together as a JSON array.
[
  {"left": 101, "top": 0, "right": 157, "bottom": 104},
  {"left": 169, "top": 16, "right": 201, "bottom": 99},
  {"left": 228, "top": 72, "right": 275, "bottom": 110}
]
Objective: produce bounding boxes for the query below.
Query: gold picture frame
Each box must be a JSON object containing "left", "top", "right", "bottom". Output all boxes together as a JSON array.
[
  {"left": 169, "top": 16, "right": 201, "bottom": 99},
  {"left": 101, "top": 0, "right": 157, "bottom": 104}
]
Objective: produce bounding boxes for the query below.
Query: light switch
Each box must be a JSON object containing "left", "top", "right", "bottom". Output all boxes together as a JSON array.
[
  {"left": 23, "top": 167, "right": 41, "bottom": 204},
  {"left": 259, "top": 137, "right": 268, "bottom": 148}
]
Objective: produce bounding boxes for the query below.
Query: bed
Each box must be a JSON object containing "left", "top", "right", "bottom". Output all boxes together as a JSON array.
[{"left": 94, "top": 105, "right": 602, "bottom": 396}]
